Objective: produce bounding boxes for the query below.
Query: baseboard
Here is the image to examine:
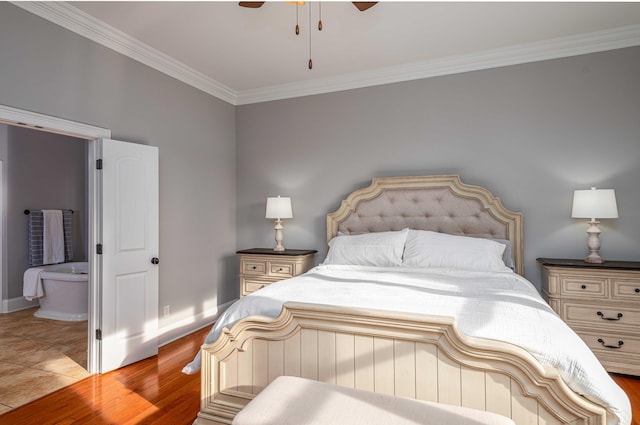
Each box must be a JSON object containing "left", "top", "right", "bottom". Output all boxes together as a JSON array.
[
  {"left": 158, "top": 299, "right": 236, "bottom": 347},
  {"left": 1, "top": 296, "right": 39, "bottom": 313},
  {"left": 2, "top": 295, "right": 235, "bottom": 348}
]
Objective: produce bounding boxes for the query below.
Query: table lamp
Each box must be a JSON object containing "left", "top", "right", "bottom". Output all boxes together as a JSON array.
[
  {"left": 266, "top": 196, "right": 293, "bottom": 251},
  {"left": 571, "top": 187, "right": 618, "bottom": 263}
]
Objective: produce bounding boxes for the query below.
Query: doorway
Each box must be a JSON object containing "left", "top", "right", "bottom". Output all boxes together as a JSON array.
[
  {"left": 0, "top": 104, "right": 160, "bottom": 377},
  {"left": 0, "top": 104, "right": 110, "bottom": 374}
]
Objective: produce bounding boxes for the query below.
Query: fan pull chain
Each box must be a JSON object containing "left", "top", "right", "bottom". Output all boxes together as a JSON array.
[
  {"left": 318, "top": 2, "right": 323, "bottom": 30},
  {"left": 308, "top": 4, "right": 312, "bottom": 69},
  {"left": 295, "top": 4, "right": 300, "bottom": 35}
]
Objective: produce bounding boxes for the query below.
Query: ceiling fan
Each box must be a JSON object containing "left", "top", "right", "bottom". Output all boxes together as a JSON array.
[
  {"left": 239, "top": 2, "right": 378, "bottom": 69},
  {"left": 239, "top": 2, "right": 378, "bottom": 12}
]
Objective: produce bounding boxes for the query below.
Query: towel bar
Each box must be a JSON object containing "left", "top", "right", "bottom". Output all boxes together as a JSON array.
[{"left": 25, "top": 209, "right": 74, "bottom": 214}]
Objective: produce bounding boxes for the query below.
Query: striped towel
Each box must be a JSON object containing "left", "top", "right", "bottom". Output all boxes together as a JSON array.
[{"left": 27, "top": 209, "right": 73, "bottom": 267}]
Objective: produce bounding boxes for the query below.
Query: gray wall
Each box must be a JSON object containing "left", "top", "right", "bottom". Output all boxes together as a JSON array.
[
  {"left": 6, "top": 126, "right": 87, "bottom": 299},
  {"left": 237, "top": 46, "right": 640, "bottom": 290},
  {"left": 0, "top": 4, "right": 237, "bottom": 332},
  {"left": 2, "top": 1, "right": 638, "bottom": 336}
]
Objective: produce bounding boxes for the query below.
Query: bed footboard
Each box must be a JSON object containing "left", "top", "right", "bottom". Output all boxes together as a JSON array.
[{"left": 195, "top": 302, "right": 607, "bottom": 425}]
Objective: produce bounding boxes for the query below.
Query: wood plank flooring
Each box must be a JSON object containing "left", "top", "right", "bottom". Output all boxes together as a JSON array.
[
  {"left": 0, "top": 324, "right": 638, "bottom": 424},
  {"left": 613, "top": 374, "right": 640, "bottom": 425}
]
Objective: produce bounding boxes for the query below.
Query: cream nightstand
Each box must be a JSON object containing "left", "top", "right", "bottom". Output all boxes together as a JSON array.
[
  {"left": 237, "top": 248, "right": 317, "bottom": 297},
  {"left": 538, "top": 258, "right": 640, "bottom": 376}
]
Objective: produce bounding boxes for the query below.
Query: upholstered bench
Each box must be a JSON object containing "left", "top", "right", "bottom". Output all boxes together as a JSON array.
[{"left": 232, "top": 376, "right": 516, "bottom": 425}]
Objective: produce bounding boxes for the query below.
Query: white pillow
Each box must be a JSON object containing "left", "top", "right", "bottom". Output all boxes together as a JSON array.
[
  {"left": 494, "top": 239, "right": 515, "bottom": 270},
  {"left": 402, "top": 230, "right": 508, "bottom": 272},
  {"left": 323, "top": 229, "right": 409, "bottom": 267}
]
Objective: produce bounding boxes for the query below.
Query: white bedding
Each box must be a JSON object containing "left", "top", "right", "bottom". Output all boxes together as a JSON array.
[{"left": 183, "top": 265, "right": 631, "bottom": 425}]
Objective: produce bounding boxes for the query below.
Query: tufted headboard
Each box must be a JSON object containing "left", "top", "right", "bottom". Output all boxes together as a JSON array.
[{"left": 326, "top": 175, "right": 524, "bottom": 275}]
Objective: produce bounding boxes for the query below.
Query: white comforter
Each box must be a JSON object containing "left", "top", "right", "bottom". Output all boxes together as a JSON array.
[{"left": 183, "top": 265, "right": 631, "bottom": 425}]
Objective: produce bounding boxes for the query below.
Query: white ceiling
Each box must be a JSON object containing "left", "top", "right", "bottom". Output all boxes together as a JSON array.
[{"left": 17, "top": 1, "right": 640, "bottom": 105}]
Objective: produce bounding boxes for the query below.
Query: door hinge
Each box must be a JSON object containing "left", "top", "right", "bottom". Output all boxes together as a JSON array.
[
  {"left": 96, "top": 329, "right": 102, "bottom": 340},
  {"left": 96, "top": 159, "right": 103, "bottom": 170},
  {"left": 96, "top": 244, "right": 103, "bottom": 255}
]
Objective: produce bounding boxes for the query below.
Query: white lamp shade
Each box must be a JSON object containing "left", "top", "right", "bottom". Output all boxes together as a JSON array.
[
  {"left": 571, "top": 188, "right": 618, "bottom": 219},
  {"left": 266, "top": 196, "right": 293, "bottom": 219}
]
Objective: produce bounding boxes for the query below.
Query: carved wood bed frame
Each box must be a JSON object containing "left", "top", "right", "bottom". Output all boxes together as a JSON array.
[{"left": 194, "top": 175, "right": 609, "bottom": 425}]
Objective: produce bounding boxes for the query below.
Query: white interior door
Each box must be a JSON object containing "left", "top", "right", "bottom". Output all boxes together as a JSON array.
[{"left": 99, "top": 138, "right": 159, "bottom": 373}]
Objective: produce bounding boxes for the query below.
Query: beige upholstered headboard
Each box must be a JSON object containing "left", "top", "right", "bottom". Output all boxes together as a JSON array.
[{"left": 326, "top": 175, "right": 524, "bottom": 275}]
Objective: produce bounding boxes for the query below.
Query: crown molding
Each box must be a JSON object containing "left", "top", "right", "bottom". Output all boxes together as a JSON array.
[
  {"left": 236, "top": 24, "right": 640, "bottom": 105},
  {"left": 13, "top": 2, "right": 640, "bottom": 106}
]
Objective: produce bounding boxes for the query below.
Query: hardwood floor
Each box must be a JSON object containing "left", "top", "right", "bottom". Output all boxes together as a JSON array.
[
  {"left": 0, "top": 326, "right": 209, "bottom": 425},
  {"left": 613, "top": 374, "right": 640, "bottom": 425},
  {"left": 0, "top": 324, "right": 638, "bottom": 425}
]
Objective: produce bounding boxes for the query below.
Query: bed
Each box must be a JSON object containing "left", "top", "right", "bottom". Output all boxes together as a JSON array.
[{"left": 186, "top": 175, "right": 630, "bottom": 425}]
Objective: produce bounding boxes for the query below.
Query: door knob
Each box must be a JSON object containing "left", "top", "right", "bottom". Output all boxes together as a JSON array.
[{"left": 151, "top": 257, "right": 160, "bottom": 265}]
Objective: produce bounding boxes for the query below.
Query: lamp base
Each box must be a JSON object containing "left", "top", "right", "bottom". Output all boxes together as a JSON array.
[
  {"left": 273, "top": 219, "right": 285, "bottom": 251},
  {"left": 584, "top": 220, "right": 603, "bottom": 264},
  {"left": 584, "top": 253, "right": 604, "bottom": 264}
]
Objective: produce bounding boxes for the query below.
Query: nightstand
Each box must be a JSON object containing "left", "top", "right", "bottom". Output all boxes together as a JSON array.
[
  {"left": 538, "top": 258, "right": 640, "bottom": 375},
  {"left": 237, "top": 248, "right": 317, "bottom": 297}
]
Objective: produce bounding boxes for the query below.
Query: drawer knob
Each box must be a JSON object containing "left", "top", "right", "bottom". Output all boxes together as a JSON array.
[
  {"left": 252, "top": 266, "right": 257, "bottom": 270},
  {"left": 580, "top": 284, "right": 587, "bottom": 289},
  {"left": 596, "top": 311, "right": 623, "bottom": 321},
  {"left": 597, "top": 338, "right": 624, "bottom": 349},
  {"left": 278, "top": 267, "right": 283, "bottom": 271},
  {"left": 636, "top": 288, "right": 640, "bottom": 293},
  {"left": 259, "top": 285, "right": 265, "bottom": 289}
]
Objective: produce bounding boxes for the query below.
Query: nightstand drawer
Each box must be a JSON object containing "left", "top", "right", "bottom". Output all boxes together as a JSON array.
[
  {"left": 575, "top": 329, "right": 640, "bottom": 375},
  {"left": 241, "top": 278, "right": 272, "bottom": 296},
  {"left": 563, "top": 303, "right": 640, "bottom": 330},
  {"left": 270, "top": 262, "right": 293, "bottom": 277},
  {"left": 560, "top": 275, "right": 607, "bottom": 298},
  {"left": 612, "top": 278, "right": 640, "bottom": 299},
  {"left": 580, "top": 331, "right": 640, "bottom": 353},
  {"left": 242, "top": 259, "right": 267, "bottom": 275}
]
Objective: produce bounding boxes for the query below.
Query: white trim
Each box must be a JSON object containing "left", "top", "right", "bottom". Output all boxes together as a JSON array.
[
  {"left": 12, "top": 2, "right": 640, "bottom": 105},
  {"left": 88, "top": 139, "right": 101, "bottom": 374},
  {"left": 0, "top": 104, "right": 110, "bottom": 140},
  {"left": 158, "top": 299, "right": 235, "bottom": 347},
  {"left": 2, "top": 296, "right": 40, "bottom": 313},
  {"left": 236, "top": 24, "right": 640, "bottom": 105}
]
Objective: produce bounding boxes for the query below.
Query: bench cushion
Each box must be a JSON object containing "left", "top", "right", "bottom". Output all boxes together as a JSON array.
[{"left": 233, "top": 376, "right": 516, "bottom": 425}]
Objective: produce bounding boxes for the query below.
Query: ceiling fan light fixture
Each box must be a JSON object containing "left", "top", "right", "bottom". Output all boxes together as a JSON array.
[
  {"left": 352, "top": 2, "right": 377, "bottom": 12},
  {"left": 238, "top": 2, "right": 265, "bottom": 8},
  {"left": 239, "top": 1, "right": 377, "bottom": 69}
]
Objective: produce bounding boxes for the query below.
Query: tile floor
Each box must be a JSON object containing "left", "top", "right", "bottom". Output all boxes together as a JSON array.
[{"left": 0, "top": 307, "right": 90, "bottom": 414}]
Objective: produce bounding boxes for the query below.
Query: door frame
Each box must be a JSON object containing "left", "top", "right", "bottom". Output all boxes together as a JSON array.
[{"left": 0, "top": 104, "right": 111, "bottom": 373}]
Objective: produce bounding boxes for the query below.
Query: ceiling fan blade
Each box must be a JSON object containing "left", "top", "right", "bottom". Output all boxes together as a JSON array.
[
  {"left": 239, "top": 2, "right": 265, "bottom": 8},
  {"left": 352, "top": 2, "right": 377, "bottom": 12}
]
